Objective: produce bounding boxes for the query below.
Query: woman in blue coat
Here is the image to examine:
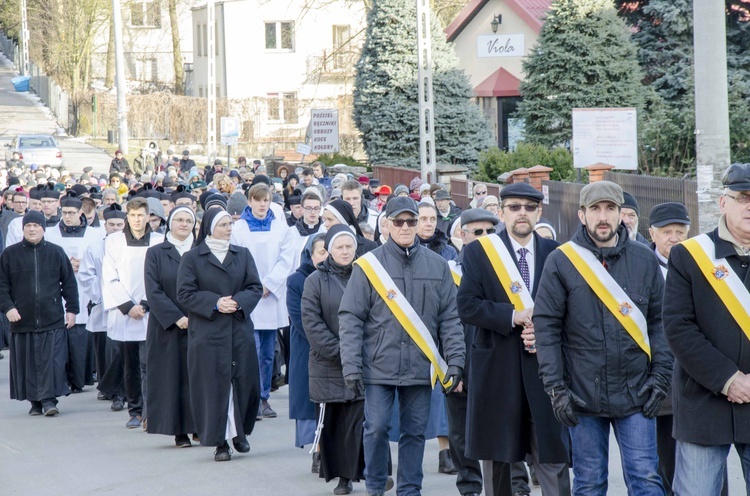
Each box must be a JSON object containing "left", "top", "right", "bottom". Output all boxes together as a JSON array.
[{"left": 286, "top": 233, "right": 328, "bottom": 467}]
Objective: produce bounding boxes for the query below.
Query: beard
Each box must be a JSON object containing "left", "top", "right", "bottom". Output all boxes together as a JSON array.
[
  {"left": 586, "top": 222, "right": 617, "bottom": 243},
  {"left": 511, "top": 218, "right": 534, "bottom": 238}
]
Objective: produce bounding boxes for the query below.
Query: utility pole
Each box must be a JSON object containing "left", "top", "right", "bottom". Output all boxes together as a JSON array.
[
  {"left": 206, "top": 0, "right": 217, "bottom": 161},
  {"left": 416, "top": 0, "right": 436, "bottom": 183},
  {"left": 112, "top": 0, "right": 129, "bottom": 154},
  {"left": 19, "top": 0, "right": 29, "bottom": 76},
  {"left": 693, "top": 0, "right": 730, "bottom": 233}
]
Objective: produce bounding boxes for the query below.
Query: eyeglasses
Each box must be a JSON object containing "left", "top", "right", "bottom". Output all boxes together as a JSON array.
[
  {"left": 303, "top": 206, "right": 321, "bottom": 212},
  {"left": 503, "top": 204, "right": 539, "bottom": 212},
  {"left": 465, "top": 227, "right": 496, "bottom": 236},
  {"left": 390, "top": 218, "right": 418, "bottom": 228},
  {"left": 61, "top": 210, "right": 79, "bottom": 216},
  {"left": 725, "top": 193, "right": 750, "bottom": 204}
]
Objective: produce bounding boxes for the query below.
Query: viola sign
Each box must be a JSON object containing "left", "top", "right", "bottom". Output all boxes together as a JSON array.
[{"left": 476, "top": 34, "right": 525, "bottom": 58}]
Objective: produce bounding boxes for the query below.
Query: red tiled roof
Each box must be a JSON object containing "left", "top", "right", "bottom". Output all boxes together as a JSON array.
[
  {"left": 474, "top": 67, "right": 522, "bottom": 97},
  {"left": 446, "top": 0, "right": 552, "bottom": 42}
]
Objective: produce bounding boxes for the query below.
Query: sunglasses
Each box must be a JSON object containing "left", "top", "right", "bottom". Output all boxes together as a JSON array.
[
  {"left": 391, "top": 218, "right": 418, "bottom": 228},
  {"left": 504, "top": 204, "right": 539, "bottom": 212},
  {"left": 467, "top": 227, "right": 496, "bottom": 236}
]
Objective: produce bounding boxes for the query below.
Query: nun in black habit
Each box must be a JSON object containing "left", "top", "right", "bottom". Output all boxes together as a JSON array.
[
  {"left": 321, "top": 200, "right": 378, "bottom": 257},
  {"left": 145, "top": 206, "right": 196, "bottom": 447},
  {"left": 176, "top": 209, "right": 264, "bottom": 462}
]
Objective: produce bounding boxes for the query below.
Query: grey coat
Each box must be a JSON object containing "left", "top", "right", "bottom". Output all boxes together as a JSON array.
[
  {"left": 338, "top": 238, "right": 465, "bottom": 386},
  {"left": 302, "top": 258, "right": 357, "bottom": 404}
]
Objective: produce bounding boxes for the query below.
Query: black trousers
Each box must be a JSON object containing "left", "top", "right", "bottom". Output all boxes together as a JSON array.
[
  {"left": 445, "top": 390, "right": 483, "bottom": 495},
  {"left": 92, "top": 332, "right": 108, "bottom": 382},
  {"left": 121, "top": 340, "right": 147, "bottom": 418}
]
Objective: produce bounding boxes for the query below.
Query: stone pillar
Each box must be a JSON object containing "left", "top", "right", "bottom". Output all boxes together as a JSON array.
[
  {"left": 507, "top": 167, "right": 529, "bottom": 185},
  {"left": 585, "top": 163, "right": 615, "bottom": 183}
]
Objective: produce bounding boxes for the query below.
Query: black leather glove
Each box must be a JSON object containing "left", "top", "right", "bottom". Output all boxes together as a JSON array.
[
  {"left": 344, "top": 373, "right": 365, "bottom": 397},
  {"left": 549, "top": 387, "right": 587, "bottom": 427},
  {"left": 638, "top": 376, "right": 669, "bottom": 418},
  {"left": 444, "top": 366, "right": 463, "bottom": 394}
]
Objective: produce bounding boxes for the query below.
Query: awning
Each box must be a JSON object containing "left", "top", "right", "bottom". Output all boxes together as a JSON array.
[{"left": 474, "top": 68, "right": 522, "bottom": 97}]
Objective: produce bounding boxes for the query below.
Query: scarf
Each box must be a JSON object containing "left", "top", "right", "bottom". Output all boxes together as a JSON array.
[
  {"left": 205, "top": 237, "right": 230, "bottom": 263},
  {"left": 167, "top": 232, "right": 194, "bottom": 256}
]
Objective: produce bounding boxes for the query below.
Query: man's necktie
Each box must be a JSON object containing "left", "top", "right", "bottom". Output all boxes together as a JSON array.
[{"left": 518, "top": 247, "right": 530, "bottom": 290}]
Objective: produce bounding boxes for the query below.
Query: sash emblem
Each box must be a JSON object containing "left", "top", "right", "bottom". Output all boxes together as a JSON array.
[
  {"left": 386, "top": 289, "right": 397, "bottom": 300},
  {"left": 713, "top": 265, "right": 729, "bottom": 280},
  {"left": 619, "top": 302, "right": 633, "bottom": 316},
  {"left": 510, "top": 281, "right": 523, "bottom": 294}
]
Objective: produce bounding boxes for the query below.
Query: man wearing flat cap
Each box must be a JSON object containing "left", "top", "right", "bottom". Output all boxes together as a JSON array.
[
  {"left": 663, "top": 163, "right": 750, "bottom": 494},
  {"left": 339, "top": 196, "right": 465, "bottom": 496},
  {"left": 0, "top": 211, "right": 78, "bottom": 416},
  {"left": 534, "top": 180, "right": 671, "bottom": 494},
  {"left": 46, "top": 192, "right": 105, "bottom": 393},
  {"left": 457, "top": 182, "right": 570, "bottom": 496},
  {"left": 621, "top": 191, "right": 649, "bottom": 245}
]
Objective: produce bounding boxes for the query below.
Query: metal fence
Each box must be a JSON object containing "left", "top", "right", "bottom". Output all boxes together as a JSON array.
[
  {"left": 542, "top": 172, "right": 699, "bottom": 243},
  {"left": 604, "top": 171, "right": 699, "bottom": 239},
  {"left": 0, "top": 31, "right": 70, "bottom": 132},
  {"left": 450, "top": 178, "right": 501, "bottom": 210}
]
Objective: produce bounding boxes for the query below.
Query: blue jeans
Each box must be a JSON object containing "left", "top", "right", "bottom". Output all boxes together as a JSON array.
[
  {"left": 364, "top": 384, "right": 431, "bottom": 496},
  {"left": 569, "top": 413, "right": 664, "bottom": 496},
  {"left": 254, "top": 329, "right": 275, "bottom": 401},
  {"left": 674, "top": 441, "right": 750, "bottom": 495}
]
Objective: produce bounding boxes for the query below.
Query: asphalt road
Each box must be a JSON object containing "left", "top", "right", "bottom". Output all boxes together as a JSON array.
[{"left": 0, "top": 53, "right": 111, "bottom": 177}]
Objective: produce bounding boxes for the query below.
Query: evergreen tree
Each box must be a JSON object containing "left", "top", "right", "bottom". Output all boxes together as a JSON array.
[
  {"left": 353, "top": 0, "right": 491, "bottom": 168},
  {"left": 517, "top": 0, "right": 646, "bottom": 149}
]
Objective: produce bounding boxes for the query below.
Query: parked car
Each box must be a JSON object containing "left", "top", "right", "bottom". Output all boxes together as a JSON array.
[{"left": 4, "top": 134, "right": 63, "bottom": 168}]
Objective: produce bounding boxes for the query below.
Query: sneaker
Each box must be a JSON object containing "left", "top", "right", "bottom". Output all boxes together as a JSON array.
[
  {"left": 42, "top": 401, "right": 59, "bottom": 417},
  {"left": 126, "top": 416, "right": 142, "bottom": 429},
  {"left": 334, "top": 478, "right": 353, "bottom": 495},
  {"left": 175, "top": 434, "right": 192, "bottom": 448},
  {"left": 261, "top": 400, "right": 277, "bottom": 418},
  {"left": 214, "top": 442, "right": 232, "bottom": 462},
  {"left": 28, "top": 401, "right": 43, "bottom": 416},
  {"left": 111, "top": 398, "right": 125, "bottom": 411}
]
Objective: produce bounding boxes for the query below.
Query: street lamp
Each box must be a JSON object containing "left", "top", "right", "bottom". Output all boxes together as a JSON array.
[{"left": 491, "top": 14, "right": 502, "bottom": 33}]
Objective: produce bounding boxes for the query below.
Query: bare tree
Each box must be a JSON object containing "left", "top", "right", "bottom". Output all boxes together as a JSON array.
[
  {"left": 105, "top": 14, "right": 115, "bottom": 89},
  {"left": 169, "top": 0, "right": 184, "bottom": 95}
]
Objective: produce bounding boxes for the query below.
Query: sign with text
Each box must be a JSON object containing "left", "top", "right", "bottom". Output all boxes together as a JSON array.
[
  {"left": 572, "top": 108, "right": 638, "bottom": 170},
  {"left": 220, "top": 117, "right": 239, "bottom": 146},
  {"left": 476, "top": 34, "right": 525, "bottom": 58},
  {"left": 310, "top": 109, "right": 339, "bottom": 153},
  {"left": 296, "top": 143, "right": 312, "bottom": 155}
]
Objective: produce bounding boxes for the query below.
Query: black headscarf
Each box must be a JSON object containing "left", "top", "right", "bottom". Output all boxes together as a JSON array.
[
  {"left": 195, "top": 207, "right": 227, "bottom": 246},
  {"left": 324, "top": 199, "right": 364, "bottom": 238}
]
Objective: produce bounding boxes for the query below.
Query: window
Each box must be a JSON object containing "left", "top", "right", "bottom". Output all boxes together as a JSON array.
[
  {"left": 196, "top": 23, "right": 202, "bottom": 57},
  {"left": 140, "top": 58, "right": 158, "bottom": 82},
  {"left": 267, "top": 93, "right": 298, "bottom": 123},
  {"left": 202, "top": 24, "right": 207, "bottom": 57},
  {"left": 130, "top": 1, "right": 161, "bottom": 28},
  {"left": 265, "top": 21, "right": 294, "bottom": 51},
  {"left": 332, "top": 25, "right": 351, "bottom": 70}
]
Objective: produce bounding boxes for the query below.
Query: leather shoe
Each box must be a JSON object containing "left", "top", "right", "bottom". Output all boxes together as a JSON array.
[
  {"left": 438, "top": 449, "right": 457, "bottom": 474},
  {"left": 28, "top": 401, "right": 43, "bottom": 416},
  {"left": 334, "top": 478, "right": 353, "bottom": 495},
  {"left": 111, "top": 398, "right": 125, "bottom": 411},
  {"left": 126, "top": 415, "right": 141, "bottom": 429},
  {"left": 232, "top": 436, "right": 250, "bottom": 453},
  {"left": 175, "top": 434, "right": 191, "bottom": 448}
]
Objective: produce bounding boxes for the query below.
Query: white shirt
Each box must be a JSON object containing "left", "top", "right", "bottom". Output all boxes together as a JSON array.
[{"left": 654, "top": 247, "right": 668, "bottom": 280}]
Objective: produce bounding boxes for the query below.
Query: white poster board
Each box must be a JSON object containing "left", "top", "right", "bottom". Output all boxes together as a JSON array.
[
  {"left": 572, "top": 108, "right": 638, "bottom": 170},
  {"left": 476, "top": 34, "right": 525, "bottom": 58},
  {"left": 220, "top": 117, "right": 239, "bottom": 146},
  {"left": 310, "top": 109, "right": 339, "bottom": 154}
]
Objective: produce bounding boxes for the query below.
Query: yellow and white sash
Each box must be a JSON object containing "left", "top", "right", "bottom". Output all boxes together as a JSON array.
[
  {"left": 355, "top": 252, "right": 453, "bottom": 390},
  {"left": 681, "top": 234, "right": 750, "bottom": 341},
  {"left": 448, "top": 260, "right": 462, "bottom": 286},
  {"left": 478, "top": 235, "right": 534, "bottom": 310},
  {"left": 559, "top": 242, "right": 651, "bottom": 359}
]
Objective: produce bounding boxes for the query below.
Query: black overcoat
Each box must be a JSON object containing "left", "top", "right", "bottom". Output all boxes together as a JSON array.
[
  {"left": 176, "top": 242, "right": 263, "bottom": 446},
  {"left": 664, "top": 229, "right": 750, "bottom": 445},
  {"left": 456, "top": 230, "right": 568, "bottom": 463},
  {"left": 144, "top": 240, "right": 194, "bottom": 436}
]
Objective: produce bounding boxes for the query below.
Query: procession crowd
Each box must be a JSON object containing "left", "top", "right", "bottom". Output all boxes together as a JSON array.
[{"left": 0, "top": 149, "right": 749, "bottom": 496}]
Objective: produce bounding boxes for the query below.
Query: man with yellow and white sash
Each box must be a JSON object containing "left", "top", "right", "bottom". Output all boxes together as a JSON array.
[
  {"left": 458, "top": 183, "right": 570, "bottom": 496},
  {"left": 339, "top": 196, "right": 465, "bottom": 496},
  {"left": 664, "top": 163, "right": 750, "bottom": 495},
  {"left": 534, "top": 181, "right": 672, "bottom": 496}
]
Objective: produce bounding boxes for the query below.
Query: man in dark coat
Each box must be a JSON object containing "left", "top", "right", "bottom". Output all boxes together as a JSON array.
[
  {"left": 457, "top": 183, "right": 570, "bottom": 496},
  {"left": 534, "top": 181, "right": 672, "bottom": 495},
  {"left": 663, "top": 164, "right": 750, "bottom": 494},
  {"left": 0, "top": 211, "right": 78, "bottom": 416},
  {"left": 621, "top": 191, "right": 649, "bottom": 245},
  {"left": 339, "top": 197, "right": 465, "bottom": 496},
  {"left": 435, "top": 190, "right": 462, "bottom": 236},
  {"left": 179, "top": 150, "right": 196, "bottom": 174},
  {"left": 176, "top": 209, "right": 264, "bottom": 459}
]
